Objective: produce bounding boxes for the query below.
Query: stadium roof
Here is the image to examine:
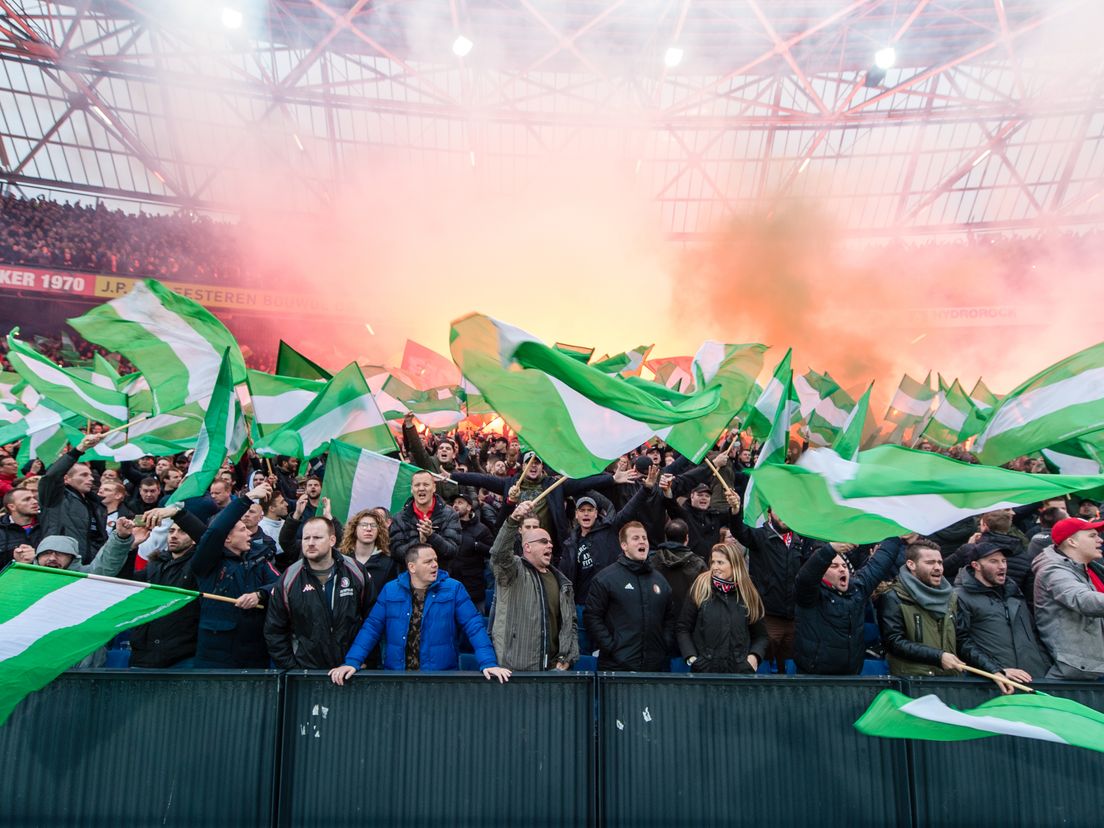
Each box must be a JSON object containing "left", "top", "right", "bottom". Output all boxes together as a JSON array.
[{"left": 0, "top": 0, "right": 1101, "bottom": 238}]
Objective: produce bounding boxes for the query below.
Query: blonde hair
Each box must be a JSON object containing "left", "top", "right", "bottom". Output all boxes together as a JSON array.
[
  {"left": 688, "top": 542, "right": 764, "bottom": 623},
  {"left": 339, "top": 507, "right": 391, "bottom": 557}
]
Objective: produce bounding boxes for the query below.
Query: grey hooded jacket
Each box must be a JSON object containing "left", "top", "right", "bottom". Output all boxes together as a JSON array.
[{"left": 1032, "top": 547, "right": 1104, "bottom": 678}]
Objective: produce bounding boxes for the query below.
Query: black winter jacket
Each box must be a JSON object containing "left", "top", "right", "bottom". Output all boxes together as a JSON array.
[
  {"left": 583, "top": 556, "right": 674, "bottom": 671},
  {"left": 448, "top": 514, "right": 494, "bottom": 603},
  {"left": 39, "top": 447, "right": 107, "bottom": 563},
  {"left": 264, "top": 556, "right": 376, "bottom": 669},
  {"left": 129, "top": 507, "right": 207, "bottom": 668},
  {"left": 793, "top": 542, "right": 897, "bottom": 675},
  {"left": 946, "top": 530, "right": 1030, "bottom": 591},
  {"left": 666, "top": 500, "right": 741, "bottom": 559},
  {"left": 560, "top": 486, "right": 655, "bottom": 605},
  {"left": 731, "top": 518, "right": 819, "bottom": 619},
  {"left": 954, "top": 569, "right": 1052, "bottom": 679},
  {"left": 676, "top": 585, "right": 768, "bottom": 673},
  {"left": 650, "top": 542, "right": 706, "bottom": 628},
  {"left": 389, "top": 496, "right": 462, "bottom": 562},
  {"left": 0, "top": 514, "right": 40, "bottom": 567}
]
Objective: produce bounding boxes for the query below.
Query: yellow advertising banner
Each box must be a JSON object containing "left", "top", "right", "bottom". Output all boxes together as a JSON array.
[{"left": 93, "top": 276, "right": 354, "bottom": 317}]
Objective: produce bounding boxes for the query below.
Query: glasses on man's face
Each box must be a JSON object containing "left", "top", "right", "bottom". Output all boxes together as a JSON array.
[
  {"left": 528, "top": 538, "right": 552, "bottom": 546},
  {"left": 357, "top": 522, "right": 378, "bottom": 530}
]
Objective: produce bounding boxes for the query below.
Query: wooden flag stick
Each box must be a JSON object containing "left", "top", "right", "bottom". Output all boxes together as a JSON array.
[
  {"left": 527, "top": 474, "right": 569, "bottom": 509},
  {"left": 201, "top": 591, "right": 265, "bottom": 610},
  {"left": 264, "top": 458, "right": 274, "bottom": 475},
  {"left": 703, "top": 456, "right": 734, "bottom": 494},
  {"left": 519, "top": 453, "right": 536, "bottom": 482},
  {"left": 81, "top": 572, "right": 264, "bottom": 610},
  {"left": 960, "top": 664, "right": 1034, "bottom": 693},
  {"left": 98, "top": 414, "right": 150, "bottom": 439}
]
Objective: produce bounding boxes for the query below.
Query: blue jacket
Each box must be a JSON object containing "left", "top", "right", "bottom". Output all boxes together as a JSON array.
[
  {"left": 343, "top": 570, "right": 497, "bottom": 671},
  {"left": 190, "top": 495, "right": 280, "bottom": 633}
]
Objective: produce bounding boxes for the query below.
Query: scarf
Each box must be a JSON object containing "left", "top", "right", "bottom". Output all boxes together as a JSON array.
[
  {"left": 898, "top": 565, "right": 953, "bottom": 615},
  {"left": 712, "top": 575, "right": 736, "bottom": 594}
]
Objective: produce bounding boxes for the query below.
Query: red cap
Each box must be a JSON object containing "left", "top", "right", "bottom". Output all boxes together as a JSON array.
[{"left": 1051, "top": 517, "right": 1104, "bottom": 547}]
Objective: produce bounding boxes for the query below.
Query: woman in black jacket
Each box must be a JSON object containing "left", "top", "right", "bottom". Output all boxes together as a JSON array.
[
  {"left": 339, "top": 507, "right": 399, "bottom": 587},
  {"left": 677, "top": 542, "right": 768, "bottom": 674}
]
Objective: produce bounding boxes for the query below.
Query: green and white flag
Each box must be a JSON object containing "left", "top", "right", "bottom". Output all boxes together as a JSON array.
[
  {"left": 253, "top": 362, "right": 395, "bottom": 461},
  {"left": 806, "top": 379, "right": 856, "bottom": 447},
  {"left": 0, "top": 371, "right": 21, "bottom": 404},
  {"left": 450, "top": 314, "right": 734, "bottom": 477},
  {"left": 855, "top": 689, "right": 1104, "bottom": 754},
  {"left": 83, "top": 407, "right": 202, "bottom": 462},
  {"left": 246, "top": 371, "right": 324, "bottom": 437},
  {"left": 885, "top": 372, "right": 934, "bottom": 426},
  {"left": 750, "top": 443, "right": 1104, "bottom": 543},
  {"left": 68, "top": 279, "right": 246, "bottom": 412},
  {"left": 166, "top": 352, "right": 244, "bottom": 505},
  {"left": 743, "top": 366, "right": 799, "bottom": 527},
  {"left": 553, "top": 343, "right": 595, "bottom": 364},
  {"left": 667, "top": 341, "right": 766, "bottom": 457},
  {"left": 921, "top": 378, "right": 983, "bottom": 448},
  {"left": 832, "top": 383, "right": 873, "bottom": 462},
  {"left": 6, "top": 330, "right": 129, "bottom": 426},
  {"left": 1041, "top": 440, "right": 1102, "bottom": 475},
  {"left": 968, "top": 378, "right": 1001, "bottom": 413},
  {"left": 794, "top": 370, "right": 839, "bottom": 420},
  {"left": 743, "top": 349, "right": 793, "bottom": 440},
  {"left": 375, "top": 375, "right": 466, "bottom": 431},
  {"left": 973, "top": 340, "right": 1104, "bottom": 466},
  {"left": 0, "top": 564, "right": 195, "bottom": 725},
  {"left": 13, "top": 401, "right": 83, "bottom": 466},
  {"left": 592, "top": 345, "right": 653, "bottom": 376},
  {"left": 321, "top": 441, "right": 421, "bottom": 524},
  {"left": 276, "top": 340, "right": 331, "bottom": 381}
]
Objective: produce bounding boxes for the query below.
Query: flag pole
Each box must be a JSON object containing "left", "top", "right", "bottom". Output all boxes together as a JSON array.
[
  {"left": 703, "top": 456, "right": 734, "bottom": 494},
  {"left": 527, "top": 474, "right": 569, "bottom": 509},
  {"left": 960, "top": 664, "right": 1034, "bottom": 693},
  {"left": 98, "top": 413, "right": 150, "bottom": 439},
  {"left": 74, "top": 570, "right": 265, "bottom": 610}
]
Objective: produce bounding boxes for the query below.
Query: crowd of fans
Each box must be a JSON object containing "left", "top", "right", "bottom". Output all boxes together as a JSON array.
[
  {"left": 0, "top": 194, "right": 243, "bottom": 283},
  {"left": 2, "top": 408, "right": 1101, "bottom": 690}
]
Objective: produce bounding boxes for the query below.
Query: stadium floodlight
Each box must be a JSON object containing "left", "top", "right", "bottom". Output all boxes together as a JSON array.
[
  {"left": 664, "top": 47, "right": 684, "bottom": 68},
  {"left": 221, "top": 7, "right": 244, "bottom": 30},
  {"left": 874, "top": 46, "right": 897, "bottom": 70},
  {"left": 452, "top": 35, "right": 474, "bottom": 57}
]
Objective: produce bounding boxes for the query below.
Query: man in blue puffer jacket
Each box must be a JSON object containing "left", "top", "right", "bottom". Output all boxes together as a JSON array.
[{"left": 330, "top": 543, "right": 512, "bottom": 684}]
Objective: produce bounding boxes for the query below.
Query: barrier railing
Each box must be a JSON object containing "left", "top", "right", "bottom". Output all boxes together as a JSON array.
[{"left": 4, "top": 670, "right": 1103, "bottom": 827}]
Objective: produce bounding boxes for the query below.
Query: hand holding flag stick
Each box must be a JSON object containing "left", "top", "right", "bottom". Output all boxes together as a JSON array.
[
  {"left": 960, "top": 663, "right": 1035, "bottom": 694},
  {"left": 704, "top": 456, "right": 734, "bottom": 494}
]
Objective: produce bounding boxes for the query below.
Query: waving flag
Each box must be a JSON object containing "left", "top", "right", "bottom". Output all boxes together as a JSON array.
[
  {"left": 451, "top": 314, "right": 745, "bottom": 477},
  {"left": 0, "top": 564, "right": 195, "bottom": 725},
  {"left": 68, "top": 279, "right": 246, "bottom": 412},
  {"left": 6, "top": 330, "right": 129, "bottom": 426}
]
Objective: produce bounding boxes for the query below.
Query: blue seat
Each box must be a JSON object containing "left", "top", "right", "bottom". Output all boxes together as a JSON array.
[
  {"left": 573, "top": 655, "right": 597, "bottom": 672},
  {"left": 861, "top": 659, "right": 889, "bottom": 676},
  {"left": 669, "top": 657, "right": 691, "bottom": 674},
  {"left": 105, "top": 648, "right": 131, "bottom": 668}
]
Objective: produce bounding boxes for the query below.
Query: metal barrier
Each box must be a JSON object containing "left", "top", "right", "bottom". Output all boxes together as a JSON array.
[
  {"left": 0, "top": 670, "right": 281, "bottom": 828},
  {"left": 597, "top": 674, "right": 911, "bottom": 827},
  {"left": 277, "top": 671, "right": 596, "bottom": 827},
  {"left": 904, "top": 677, "right": 1104, "bottom": 828},
  {"left": 6, "top": 670, "right": 1104, "bottom": 827}
]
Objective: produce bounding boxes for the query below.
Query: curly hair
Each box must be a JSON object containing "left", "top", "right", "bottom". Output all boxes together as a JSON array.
[{"left": 339, "top": 507, "right": 391, "bottom": 557}]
